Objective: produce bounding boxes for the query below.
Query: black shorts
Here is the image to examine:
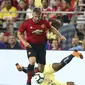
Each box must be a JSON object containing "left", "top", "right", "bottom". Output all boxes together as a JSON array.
[{"left": 26, "top": 43, "right": 46, "bottom": 65}]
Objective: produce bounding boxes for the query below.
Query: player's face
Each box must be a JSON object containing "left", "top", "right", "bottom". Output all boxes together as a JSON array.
[{"left": 32, "top": 12, "right": 42, "bottom": 23}]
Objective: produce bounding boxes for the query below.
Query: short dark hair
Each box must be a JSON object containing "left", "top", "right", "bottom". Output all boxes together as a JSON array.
[
  {"left": 33, "top": 7, "right": 41, "bottom": 13},
  {"left": 65, "top": 0, "right": 71, "bottom": 4},
  {"left": 41, "top": 0, "right": 48, "bottom": 3}
]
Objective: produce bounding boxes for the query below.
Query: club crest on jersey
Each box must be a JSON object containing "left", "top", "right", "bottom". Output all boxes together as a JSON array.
[
  {"left": 30, "top": 26, "right": 33, "bottom": 29},
  {"left": 41, "top": 24, "right": 45, "bottom": 28}
]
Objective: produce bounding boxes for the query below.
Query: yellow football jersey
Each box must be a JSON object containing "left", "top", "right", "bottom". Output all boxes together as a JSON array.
[
  {"left": 35, "top": 0, "right": 42, "bottom": 7},
  {"left": 41, "top": 64, "right": 67, "bottom": 85},
  {"left": 0, "top": 6, "right": 17, "bottom": 19}
]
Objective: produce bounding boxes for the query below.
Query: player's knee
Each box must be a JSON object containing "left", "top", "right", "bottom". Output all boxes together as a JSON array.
[
  {"left": 39, "top": 68, "right": 44, "bottom": 72},
  {"left": 38, "top": 66, "right": 44, "bottom": 72},
  {"left": 52, "top": 63, "right": 63, "bottom": 71},
  {"left": 29, "top": 57, "right": 36, "bottom": 65},
  {"left": 38, "top": 64, "right": 45, "bottom": 72}
]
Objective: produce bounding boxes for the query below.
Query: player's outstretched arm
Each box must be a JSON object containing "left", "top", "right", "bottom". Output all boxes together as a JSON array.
[{"left": 50, "top": 26, "right": 66, "bottom": 41}]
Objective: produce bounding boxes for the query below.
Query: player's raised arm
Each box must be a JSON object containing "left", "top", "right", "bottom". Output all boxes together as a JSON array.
[{"left": 50, "top": 26, "right": 66, "bottom": 41}]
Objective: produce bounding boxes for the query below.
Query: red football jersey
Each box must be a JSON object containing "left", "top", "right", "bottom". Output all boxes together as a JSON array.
[{"left": 18, "top": 19, "right": 51, "bottom": 44}]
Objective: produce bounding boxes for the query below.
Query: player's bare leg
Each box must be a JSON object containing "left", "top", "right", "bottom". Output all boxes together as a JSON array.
[
  {"left": 27, "top": 57, "right": 36, "bottom": 85},
  {"left": 52, "top": 50, "right": 83, "bottom": 72},
  {"left": 38, "top": 63, "right": 45, "bottom": 72}
]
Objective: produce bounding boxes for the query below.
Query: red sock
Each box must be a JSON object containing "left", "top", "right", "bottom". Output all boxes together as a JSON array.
[
  {"left": 34, "top": 67, "right": 40, "bottom": 73},
  {"left": 27, "top": 64, "right": 34, "bottom": 84},
  {"left": 27, "top": 71, "right": 33, "bottom": 84}
]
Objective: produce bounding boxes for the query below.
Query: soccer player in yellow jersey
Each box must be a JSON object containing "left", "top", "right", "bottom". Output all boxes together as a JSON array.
[{"left": 16, "top": 50, "right": 83, "bottom": 85}]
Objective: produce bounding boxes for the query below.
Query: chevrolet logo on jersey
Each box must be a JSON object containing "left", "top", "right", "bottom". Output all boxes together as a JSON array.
[{"left": 32, "top": 29, "right": 43, "bottom": 35}]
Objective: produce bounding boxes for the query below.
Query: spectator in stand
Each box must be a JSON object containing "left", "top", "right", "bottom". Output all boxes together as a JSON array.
[
  {"left": 59, "top": 15, "right": 76, "bottom": 50},
  {"left": 50, "top": 0, "right": 61, "bottom": 11},
  {"left": 0, "top": 0, "right": 18, "bottom": 29},
  {"left": 69, "top": 37, "right": 83, "bottom": 51},
  {"left": 18, "top": 0, "right": 28, "bottom": 21},
  {"left": 0, "top": 0, "right": 18, "bottom": 20},
  {"left": 49, "top": 0, "right": 62, "bottom": 19},
  {"left": 41, "top": 0, "right": 53, "bottom": 19},
  {"left": 0, "top": 32, "right": 6, "bottom": 49},
  {"left": 6, "top": 23, "right": 15, "bottom": 35},
  {"left": 51, "top": 39, "right": 63, "bottom": 50},
  {"left": 6, "top": 35, "right": 22, "bottom": 49},
  {"left": 4, "top": 32, "right": 10, "bottom": 46},
  {"left": 61, "top": 0, "right": 74, "bottom": 20},
  {"left": 26, "top": 0, "right": 35, "bottom": 19}
]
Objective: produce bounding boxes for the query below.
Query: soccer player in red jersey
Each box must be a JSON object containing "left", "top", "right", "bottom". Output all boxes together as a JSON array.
[{"left": 17, "top": 7, "right": 66, "bottom": 85}]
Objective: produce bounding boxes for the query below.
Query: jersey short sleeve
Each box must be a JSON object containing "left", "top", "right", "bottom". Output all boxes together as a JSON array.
[
  {"left": 18, "top": 21, "right": 26, "bottom": 33},
  {"left": 44, "top": 20, "right": 51, "bottom": 30}
]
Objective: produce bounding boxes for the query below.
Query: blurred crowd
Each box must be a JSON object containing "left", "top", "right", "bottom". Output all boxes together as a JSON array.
[{"left": 0, "top": 0, "right": 85, "bottom": 50}]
